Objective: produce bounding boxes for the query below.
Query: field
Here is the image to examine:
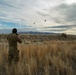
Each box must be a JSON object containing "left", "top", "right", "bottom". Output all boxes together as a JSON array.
[{"left": 0, "top": 34, "right": 76, "bottom": 75}]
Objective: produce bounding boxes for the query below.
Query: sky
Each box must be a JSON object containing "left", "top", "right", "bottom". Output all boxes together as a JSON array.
[{"left": 0, "top": 0, "right": 76, "bottom": 34}]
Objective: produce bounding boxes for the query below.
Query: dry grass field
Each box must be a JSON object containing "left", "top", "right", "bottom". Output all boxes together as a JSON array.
[{"left": 0, "top": 34, "right": 76, "bottom": 75}]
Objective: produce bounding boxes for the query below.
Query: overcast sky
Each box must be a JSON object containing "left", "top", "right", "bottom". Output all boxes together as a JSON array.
[{"left": 0, "top": 0, "right": 76, "bottom": 34}]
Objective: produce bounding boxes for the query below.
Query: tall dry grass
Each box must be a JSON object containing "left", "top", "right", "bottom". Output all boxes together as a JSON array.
[{"left": 0, "top": 41, "right": 76, "bottom": 75}]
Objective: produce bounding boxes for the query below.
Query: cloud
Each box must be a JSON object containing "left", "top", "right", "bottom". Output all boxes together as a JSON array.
[
  {"left": 37, "top": 24, "right": 76, "bottom": 35},
  {"left": 36, "top": 3, "right": 76, "bottom": 34},
  {"left": 44, "top": 24, "right": 76, "bottom": 32},
  {"left": 46, "top": 24, "right": 76, "bottom": 28},
  {"left": 0, "top": 0, "right": 65, "bottom": 22},
  {"left": 0, "top": 0, "right": 76, "bottom": 34},
  {"left": 37, "top": 3, "right": 76, "bottom": 24},
  {"left": 50, "top": 3, "right": 76, "bottom": 24}
]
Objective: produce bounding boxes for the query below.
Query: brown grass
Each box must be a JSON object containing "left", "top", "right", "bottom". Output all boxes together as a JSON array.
[{"left": 0, "top": 41, "right": 76, "bottom": 75}]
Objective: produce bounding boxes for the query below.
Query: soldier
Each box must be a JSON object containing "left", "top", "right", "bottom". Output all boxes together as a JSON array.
[{"left": 7, "top": 28, "right": 22, "bottom": 65}]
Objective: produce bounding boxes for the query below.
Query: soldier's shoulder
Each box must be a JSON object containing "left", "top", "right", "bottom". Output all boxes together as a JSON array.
[
  {"left": 7, "top": 33, "right": 17, "bottom": 38},
  {"left": 7, "top": 33, "right": 17, "bottom": 41},
  {"left": 8, "top": 33, "right": 17, "bottom": 36},
  {"left": 7, "top": 33, "right": 12, "bottom": 37},
  {"left": 7, "top": 33, "right": 11, "bottom": 40}
]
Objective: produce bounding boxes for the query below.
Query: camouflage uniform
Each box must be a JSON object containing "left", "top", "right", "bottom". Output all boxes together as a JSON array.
[{"left": 7, "top": 33, "right": 22, "bottom": 65}]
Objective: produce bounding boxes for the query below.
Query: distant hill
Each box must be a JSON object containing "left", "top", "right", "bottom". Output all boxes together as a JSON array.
[
  {"left": 18, "top": 31, "right": 55, "bottom": 34},
  {"left": 0, "top": 33, "right": 76, "bottom": 42}
]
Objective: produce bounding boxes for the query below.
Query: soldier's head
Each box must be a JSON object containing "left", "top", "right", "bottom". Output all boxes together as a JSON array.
[{"left": 12, "top": 28, "right": 17, "bottom": 34}]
